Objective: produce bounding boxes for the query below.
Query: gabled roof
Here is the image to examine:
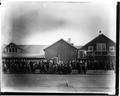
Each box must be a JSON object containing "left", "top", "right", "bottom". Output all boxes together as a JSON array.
[
  {"left": 44, "top": 39, "right": 77, "bottom": 51},
  {"left": 80, "top": 34, "right": 116, "bottom": 50},
  {"left": 3, "top": 42, "right": 48, "bottom": 56},
  {"left": 4, "top": 42, "right": 24, "bottom": 52}
]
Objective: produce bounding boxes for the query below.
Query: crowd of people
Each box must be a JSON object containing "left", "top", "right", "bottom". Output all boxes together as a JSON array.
[
  {"left": 2, "top": 57, "right": 114, "bottom": 74},
  {"left": 2, "top": 59, "right": 87, "bottom": 74}
]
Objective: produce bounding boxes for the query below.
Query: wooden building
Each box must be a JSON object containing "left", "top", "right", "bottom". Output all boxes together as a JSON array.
[
  {"left": 2, "top": 43, "right": 46, "bottom": 62},
  {"left": 44, "top": 39, "right": 78, "bottom": 63},
  {"left": 78, "top": 32, "right": 116, "bottom": 70}
]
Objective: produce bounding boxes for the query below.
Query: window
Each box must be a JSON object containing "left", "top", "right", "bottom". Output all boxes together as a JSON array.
[
  {"left": 9, "top": 48, "right": 11, "bottom": 53},
  {"left": 88, "top": 46, "right": 93, "bottom": 51},
  {"left": 12, "top": 48, "right": 14, "bottom": 53},
  {"left": 96, "top": 43, "right": 106, "bottom": 51},
  {"left": 109, "top": 46, "right": 115, "bottom": 52},
  {"left": 15, "top": 48, "right": 17, "bottom": 53}
]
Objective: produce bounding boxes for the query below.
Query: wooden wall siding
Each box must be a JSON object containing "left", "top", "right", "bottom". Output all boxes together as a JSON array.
[{"left": 44, "top": 40, "right": 77, "bottom": 62}]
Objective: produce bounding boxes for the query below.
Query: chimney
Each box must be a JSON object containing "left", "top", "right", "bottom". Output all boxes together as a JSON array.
[
  {"left": 67, "top": 38, "right": 71, "bottom": 43},
  {"left": 67, "top": 38, "right": 74, "bottom": 45}
]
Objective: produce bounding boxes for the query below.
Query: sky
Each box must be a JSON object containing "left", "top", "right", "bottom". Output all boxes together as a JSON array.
[{"left": 1, "top": 1, "right": 116, "bottom": 46}]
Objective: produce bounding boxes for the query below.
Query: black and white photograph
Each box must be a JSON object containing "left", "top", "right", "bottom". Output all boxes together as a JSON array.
[{"left": 1, "top": 0, "right": 117, "bottom": 95}]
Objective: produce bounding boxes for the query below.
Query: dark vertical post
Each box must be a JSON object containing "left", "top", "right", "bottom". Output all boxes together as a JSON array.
[{"left": 116, "top": 2, "right": 119, "bottom": 95}]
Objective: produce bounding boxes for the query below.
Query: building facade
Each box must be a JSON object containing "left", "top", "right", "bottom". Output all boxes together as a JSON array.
[
  {"left": 2, "top": 33, "right": 116, "bottom": 71},
  {"left": 78, "top": 33, "right": 116, "bottom": 70},
  {"left": 44, "top": 39, "right": 78, "bottom": 63},
  {"left": 2, "top": 43, "right": 45, "bottom": 62}
]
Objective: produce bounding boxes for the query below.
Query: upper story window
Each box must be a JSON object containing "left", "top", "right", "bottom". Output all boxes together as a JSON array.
[
  {"left": 3, "top": 43, "right": 22, "bottom": 54},
  {"left": 96, "top": 43, "right": 106, "bottom": 51},
  {"left": 109, "top": 46, "right": 115, "bottom": 52},
  {"left": 12, "top": 48, "right": 14, "bottom": 52},
  {"left": 15, "top": 48, "right": 17, "bottom": 53},
  {"left": 10, "top": 48, "right": 17, "bottom": 53},
  {"left": 5, "top": 47, "right": 18, "bottom": 53},
  {"left": 88, "top": 46, "right": 93, "bottom": 51}
]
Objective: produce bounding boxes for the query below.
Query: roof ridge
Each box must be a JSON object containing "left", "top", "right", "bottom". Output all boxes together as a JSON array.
[
  {"left": 61, "top": 39, "right": 77, "bottom": 49},
  {"left": 79, "top": 34, "right": 116, "bottom": 50},
  {"left": 44, "top": 39, "right": 77, "bottom": 51},
  {"left": 44, "top": 39, "right": 63, "bottom": 50}
]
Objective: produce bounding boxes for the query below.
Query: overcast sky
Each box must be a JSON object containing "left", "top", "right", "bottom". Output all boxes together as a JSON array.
[{"left": 2, "top": 1, "right": 116, "bottom": 46}]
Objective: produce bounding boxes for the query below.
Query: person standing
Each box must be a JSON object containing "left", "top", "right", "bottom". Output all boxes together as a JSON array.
[{"left": 84, "top": 61, "right": 87, "bottom": 74}]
